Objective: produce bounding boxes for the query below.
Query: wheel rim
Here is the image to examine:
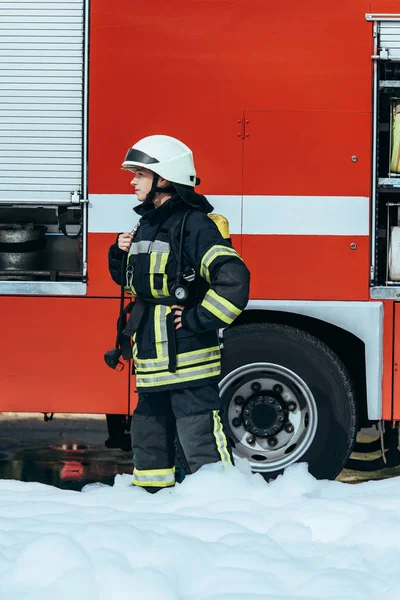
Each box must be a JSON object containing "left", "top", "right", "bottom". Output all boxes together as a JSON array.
[{"left": 219, "top": 362, "right": 318, "bottom": 472}]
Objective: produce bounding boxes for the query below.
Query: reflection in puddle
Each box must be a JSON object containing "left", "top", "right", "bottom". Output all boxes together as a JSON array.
[{"left": 0, "top": 444, "right": 133, "bottom": 492}]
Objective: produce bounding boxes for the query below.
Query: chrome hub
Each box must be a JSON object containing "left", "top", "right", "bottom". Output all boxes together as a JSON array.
[
  {"left": 220, "top": 362, "right": 318, "bottom": 473},
  {"left": 240, "top": 389, "right": 288, "bottom": 437}
]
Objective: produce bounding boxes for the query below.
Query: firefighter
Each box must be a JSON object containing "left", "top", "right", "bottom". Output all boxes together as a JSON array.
[{"left": 108, "top": 135, "right": 250, "bottom": 492}]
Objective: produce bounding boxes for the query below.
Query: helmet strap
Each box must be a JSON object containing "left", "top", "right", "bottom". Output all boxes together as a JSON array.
[
  {"left": 146, "top": 174, "right": 177, "bottom": 206},
  {"left": 145, "top": 174, "right": 160, "bottom": 203}
]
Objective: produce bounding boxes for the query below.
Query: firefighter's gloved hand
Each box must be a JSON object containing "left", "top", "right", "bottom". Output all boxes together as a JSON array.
[{"left": 171, "top": 305, "right": 185, "bottom": 330}]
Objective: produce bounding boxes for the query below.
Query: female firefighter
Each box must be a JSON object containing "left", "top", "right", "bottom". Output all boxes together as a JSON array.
[{"left": 108, "top": 135, "right": 250, "bottom": 492}]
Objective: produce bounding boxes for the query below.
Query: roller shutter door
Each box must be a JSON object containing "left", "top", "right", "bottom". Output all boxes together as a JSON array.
[
  {"left": 0, "top": 0, "right": 84, "bottom": 203},
  {"left": 378, "top": 21, "right": 400, "bottom": 60}
]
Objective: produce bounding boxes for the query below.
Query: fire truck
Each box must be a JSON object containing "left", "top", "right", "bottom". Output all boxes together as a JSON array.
[{"left": 1, "top": 0, "right": 400, "bottom": 481}]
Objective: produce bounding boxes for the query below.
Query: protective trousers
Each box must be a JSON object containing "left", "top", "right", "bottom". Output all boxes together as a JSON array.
[{"left": 130, "top": 384, "right": 233, "bottom": 492}]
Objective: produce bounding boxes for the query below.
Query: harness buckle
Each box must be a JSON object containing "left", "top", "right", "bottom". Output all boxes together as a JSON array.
[{"left": 183, "top": 267, "right": 196, "bottom": 283}]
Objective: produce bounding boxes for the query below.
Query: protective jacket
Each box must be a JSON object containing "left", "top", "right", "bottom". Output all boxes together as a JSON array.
[{"left": 108, "top": 193, "right": 250, "bottom": 392}]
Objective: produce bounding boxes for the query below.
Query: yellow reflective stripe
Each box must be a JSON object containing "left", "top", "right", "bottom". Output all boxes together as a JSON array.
[
  {"left": 134, "top": 467, "right": 175, "bottom": 477},
  {"left": 135, "top": 346, "right": 221, "bottom": 372},
  {"left": 137, "top": 369, "right": 221, "bottom": 387},
  {"left": 149, "top": 252, "right": 158, "bottom": 298},
  {"left": 200, "top": 245, "right": 241, "bottom": 283},
  {"left": 175, "top": 345, "right": 220, "bottom": 359},
  {"left": 137, "top": 361, "right": 220, "bottom": 380},
  {"left": 201, "top": 289, "right": 241, "bottom": 325},
  {"left": 154, "top": 305, "right": 169, "bottom": 358},
  {"left": 136, "top": 362, "right": 221, "bottom": 387},
  {"left": 202, "top": 299, "right": 228, "bottom": 324},
  {"left": 154, "top": 304, "right": 162, "bottom": 356},
  {"left": 160, "top": 253, "right": 169, "bottom": 296},
  {"left": 150, "top": 252, "right": 169, "bottom": 298},
  {"left": 133, "top": 466, "right": 175, "bottom": 487},
  {"left": 212, "top": 410, "right": 232, "bottom": 467},
  {"left": 136, "top": 345, "right": 221, "bottom": 365},
  {"left": 133, "top": 480, "right": 175, "bottom": 488}
]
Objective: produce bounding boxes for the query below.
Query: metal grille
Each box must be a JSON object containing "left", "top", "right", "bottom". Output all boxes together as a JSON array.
[
  {"left": 379, "top": 21, "right": 400, "bottom": 60},
  {"left": 0, "top": 0, "right": 84, "bottom": 203}
]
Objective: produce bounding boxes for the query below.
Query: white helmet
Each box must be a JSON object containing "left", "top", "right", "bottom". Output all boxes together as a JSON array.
[{"left": 122, "top": 135, "right": 199, "bottom": 187}]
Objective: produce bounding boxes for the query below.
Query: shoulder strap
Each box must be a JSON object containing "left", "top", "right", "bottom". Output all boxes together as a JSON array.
[{"left": 168, "top": 209, "right": 194, "bottom": 269}]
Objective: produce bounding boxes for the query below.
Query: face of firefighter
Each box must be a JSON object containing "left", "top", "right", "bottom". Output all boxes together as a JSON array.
[{"left": 130, "top": 167, "right": 172, "bottom": 207}]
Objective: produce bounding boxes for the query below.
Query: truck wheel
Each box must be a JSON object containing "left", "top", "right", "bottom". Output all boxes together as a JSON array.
[{"left": 220, "top": 323, "right": 357, "bottom": 480}]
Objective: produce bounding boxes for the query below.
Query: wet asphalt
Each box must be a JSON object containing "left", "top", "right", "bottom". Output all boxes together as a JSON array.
[
  {"left": 1, "top": 413, "right": 400, "bottom": 491},
  {"left": 0, "top": 414, "right": 132, "bottom": 492}
]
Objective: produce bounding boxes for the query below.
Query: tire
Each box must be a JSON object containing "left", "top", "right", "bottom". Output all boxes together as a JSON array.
[{"left": 220, "top": 323, "right": 357, "bottom": 480}]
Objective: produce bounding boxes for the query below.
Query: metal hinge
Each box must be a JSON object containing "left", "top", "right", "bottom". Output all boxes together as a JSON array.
[
  {"left": 70, "top": 191, "right": 89, "bottom": 205},
  {"left": 71, "top": 190, "right": 81, "bottom": 204},
  {"left": 237, "top": 118, "right": 245, "bottom": 139},
  {"left": 371, "top": 49, "right": 390, "bottom": 59},
  {"left": 237, "top": 118, "right": 249, "bottom": 139}
]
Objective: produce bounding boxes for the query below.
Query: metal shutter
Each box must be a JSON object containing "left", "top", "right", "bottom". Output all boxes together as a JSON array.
[
  {"left": 0, "top": 0, "right": 84, "bottom": 204},
  {"left": 378, "top": 21, "right": 400, "bottom": 60}
]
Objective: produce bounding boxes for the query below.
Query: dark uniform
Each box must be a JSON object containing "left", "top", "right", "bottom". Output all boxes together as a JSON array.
[{"left": 108, "top": 192, "right": 250, "bottom": 491}]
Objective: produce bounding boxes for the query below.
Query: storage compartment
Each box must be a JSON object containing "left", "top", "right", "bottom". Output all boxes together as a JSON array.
[
  {"left": 370, "top": 17, "right": 400, "bottom": 295},
  {"left": 374, "top": 85, "right": 400, "bottom": 285},
  {"left": 0, "top": 204, "right": 87, "bottom": 294}
]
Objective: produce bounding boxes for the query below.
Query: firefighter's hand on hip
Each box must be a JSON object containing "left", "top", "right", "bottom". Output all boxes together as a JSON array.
[
  {"left": 171, "top": 305, "right": 184, "bottom": 330},
  {"left": 118, "top": 232, "right": 133, "bottom": 252}
]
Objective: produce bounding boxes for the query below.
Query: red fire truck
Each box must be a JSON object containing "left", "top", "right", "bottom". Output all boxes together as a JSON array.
[{"left": 1, "top": 0, "right": 400, "bottom": 480}]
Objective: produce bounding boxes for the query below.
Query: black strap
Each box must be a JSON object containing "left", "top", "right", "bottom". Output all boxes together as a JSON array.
[
  {"left": 145, "top": 174, "right": 160, "bottom": 204},
  {"left": 121, "top": 297, "right": 147, "bottom": 339},
  {"left": 166, "top": 311, "right": 177, "bottom": 373},
  {"left": 115, "top": 254, "right": 128, "bottom": 348},
  {"left": 115, "top": 254, "right": 136, "bottom": 360},
  {"left": 57, "top": 206, "right": 82, "bottom": 239},
  {"left": 168, "top": 209, "right": 194, "bottom": 276}
]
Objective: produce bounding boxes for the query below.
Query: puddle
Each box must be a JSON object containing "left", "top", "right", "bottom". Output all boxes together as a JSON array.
[
  {"left": 0, "top": 445, "right": 133, "bottom": 492},
  {"left": 0, "top": 418, "right": 399, "bottom": 490}
]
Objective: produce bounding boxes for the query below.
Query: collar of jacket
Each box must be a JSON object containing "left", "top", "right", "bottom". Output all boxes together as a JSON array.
[
  {"left": 133, "top": 196, "right": 184, "bottom": 224},
  {"left": 133, "top": 190, "right": 214, "bottom": 223}
]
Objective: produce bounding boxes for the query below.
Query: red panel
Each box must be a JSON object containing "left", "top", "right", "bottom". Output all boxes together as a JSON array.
[
  {"left": 370, "top": 1, "right": 400, "bottom": 11},
  {"left": 89, "top": 0, "right": 371, "bottom": 197},
  {"left": 243, "top": 111, "right": 371, "bottom": 196},
  {"left": 0, "top": 298, "right": 129, "bottom": 414},
  {"left": 243, "top": 235, "right": 370, "bottom": 300},
  {"left": 383, "top": 301, "right": 394, "bottom": 420},
  {"left": 231, "top": 234, "right": 242, "bottom": 256},
  {"left": 87, "top": 233, "right": 120, "bottom": 297}
]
